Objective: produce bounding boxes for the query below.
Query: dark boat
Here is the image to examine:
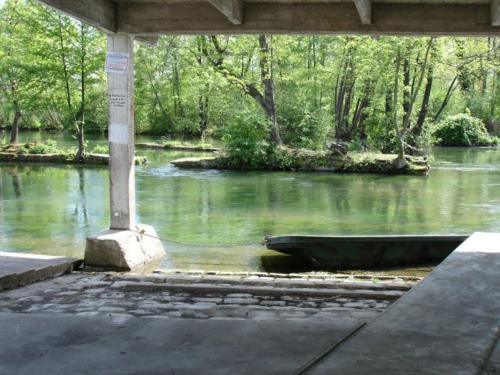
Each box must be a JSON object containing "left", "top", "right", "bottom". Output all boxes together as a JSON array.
[{"left": 264, "top": 235, "right": 469, "bottom": 269}]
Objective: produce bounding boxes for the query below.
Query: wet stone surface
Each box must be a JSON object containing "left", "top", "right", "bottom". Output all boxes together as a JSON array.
[{"left": 0, "top": 271, "right": 419, "bottom": 322}]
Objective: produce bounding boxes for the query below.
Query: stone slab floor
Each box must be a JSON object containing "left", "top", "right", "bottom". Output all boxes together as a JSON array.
[
  {"left": 0, "top": 271, "right": 415, "bottom": 374},
  {"left": 0, "top": 271, "right": 414, "bottom": 321}
]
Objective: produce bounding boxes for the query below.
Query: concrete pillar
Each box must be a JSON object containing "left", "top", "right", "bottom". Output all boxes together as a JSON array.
[
  {"left": 84, "top": 34, "right": 165, "bottom": 272},
  {"left": 107, "top": 34, "right": 135, "bottom": 230}
]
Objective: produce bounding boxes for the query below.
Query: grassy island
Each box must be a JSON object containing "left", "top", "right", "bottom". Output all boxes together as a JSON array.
[
  {"left": 171, "top": 147, "right": 429, "bottom": 176},
  {"left": 135, "top": 141, "right": 221, "bottom": 153},
  {"left": 0, "top": 142, "right": 147, "bottom": 165}
]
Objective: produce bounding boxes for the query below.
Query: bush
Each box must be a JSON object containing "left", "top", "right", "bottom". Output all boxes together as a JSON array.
[
  {"left": 222, "top": 112, "right": 270, "bottom": 168},
  {"left": 91, "top": 144, "right": 109, "bottom": 154},
  {"left": 267, "top": 146, "right": 333, "bottom": 170},
  {"left": 279, "top": 107, "right": 328, "bottom": 149},
  {"left": 433, "top": 113, "right": 498, "bottom": 147},
  {"left": 18, "top": 140, "right": 62, "bottom": 155}
]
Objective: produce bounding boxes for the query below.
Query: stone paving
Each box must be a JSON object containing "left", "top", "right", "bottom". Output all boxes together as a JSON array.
[{"left": 0, "top": 270, "right": 419, "bottom": 322}]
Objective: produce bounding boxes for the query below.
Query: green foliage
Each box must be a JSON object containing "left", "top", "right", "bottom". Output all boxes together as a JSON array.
[
  {"left": 279, "top": 108, "right": 328, "bottom": 149},
  {"left": 433, "top": 113, "right": 498, "bottom": 147},
  {"left": 266, "top": 147, "right": 333, "bottom": 170},
  {"left": 222, "top": 112, "right": 270, "bottom": 168},
  {"left": 1, "top": 1, "right": 500, "bottom": 154},
  {"left": 159, "top": 138, "right": 213, "bottom": 148},
  {"left": 91, "top": 144, "right": 109, "bottom": 154},
  {"left": 17, "top": 140, "right": 61, "bottom": 154},
  {"left": 0, "top": 1, "right": 105, "bottom": 136}
]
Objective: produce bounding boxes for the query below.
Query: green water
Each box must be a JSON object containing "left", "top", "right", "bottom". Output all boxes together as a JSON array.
[{"left": 1, "top": 131, "right": 500, "bottom": 272}]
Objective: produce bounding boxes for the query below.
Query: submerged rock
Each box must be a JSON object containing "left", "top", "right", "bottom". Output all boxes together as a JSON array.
[{"left": 170, "top": 156, "right": 220, "bottom": 169}]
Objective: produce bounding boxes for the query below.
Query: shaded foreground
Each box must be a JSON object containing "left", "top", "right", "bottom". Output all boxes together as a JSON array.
[
  {"left": 0, "top": 233, "right": 498, "bottom": 374},
  {"left": 0, "top": 313, "right": 360, "bottom": 375},
  {"left": 309, "top": 232, "right": 500, "bottom": 374}
]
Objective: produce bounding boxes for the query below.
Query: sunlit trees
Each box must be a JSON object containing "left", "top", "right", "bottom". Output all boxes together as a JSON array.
[
  {"left": 0, "top": 0, "right": 105, "bottom": 159},
  {"left": 0, "top": 0, "right": 499, "bottom": 158}
]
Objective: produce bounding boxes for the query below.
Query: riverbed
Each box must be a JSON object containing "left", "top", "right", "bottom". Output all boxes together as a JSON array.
[{"left": 1, "top": 131, "right": 500, "bottom": 273}]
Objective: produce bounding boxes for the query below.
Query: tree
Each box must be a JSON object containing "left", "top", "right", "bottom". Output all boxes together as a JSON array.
[
  {"left": 201, "top": 35, "right": 283, "bottom": 145},
  {"left": 0, "top": 1, "right": 28, "bottom": 145},
  {"left": 391, "top": 38, "right": 433, "bottom": 167},
  {"left": 1, "top": 2, "right": 500, "bottom": 159},
  {"left": 332, "top": 37, "right": 375, "bottom": 143}
]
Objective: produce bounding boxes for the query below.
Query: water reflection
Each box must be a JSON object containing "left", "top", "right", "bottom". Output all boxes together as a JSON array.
[
  {"left": 72, "top": 168, "right": 88, "bottom": 225},
  {"left": 9, "top": 167, "right": 22, "bottom": 198},
  {"left": 1, "top": 132, "right": 500, "bottom": 271}
]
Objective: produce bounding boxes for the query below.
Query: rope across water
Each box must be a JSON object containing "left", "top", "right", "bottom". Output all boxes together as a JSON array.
[{"left": 134, "top": 228, "right": 262, "bottom": 248}]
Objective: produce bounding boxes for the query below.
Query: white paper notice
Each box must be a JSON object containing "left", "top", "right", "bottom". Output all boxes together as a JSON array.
[
  {"left": 106, "top": 52, "right": 129, "bottom": 74},
  {"left": 109, "top": 123, "right": 129, "bottom": 144}
]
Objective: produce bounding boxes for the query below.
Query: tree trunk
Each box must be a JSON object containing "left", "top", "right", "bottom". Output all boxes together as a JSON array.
[
  {"left": 58, "top": 15, "right": 74, "bottom": 123},
  {"left": 201, "top": 35, "right": 282, "bottom": 146},
  {"left": 9, "top": 81, "right": 20, "bottom": 145},
  {"left": 198, "top": 93, "right": 209, "bottom": 138},
  {"left": 393, "top": 47, "right": 406, "bottom": 169},
  {"left": 172, "top": 52, "right": 184, "bottom": 117},
  {"left": 195, "top": 38, "right": 210, "bottom": 138},
  {"left": 258, "top": 35, "right": 282, "bottom": 146},
  {"left": 75, "top": 24, "right": 86, "bottom": 162},
  {"left": 413, "top": 66, "right": 433, "bottom": 136},
  {"left": 10, "top": 109, "right": 21, "bottom": 145},
  {"left": 402, "top": 57, "right": 411, "bottom": 127},
  {"left": 433, "top": 76, "right": 458, "bottom": 122},
  {"left": 75, "top": 117, "right": 85, "bottom": 162}
]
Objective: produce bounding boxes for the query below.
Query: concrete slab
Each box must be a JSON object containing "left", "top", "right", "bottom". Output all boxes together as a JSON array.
[
  {"left": 85, "top": 225, "right": 165, "bottom": 272},
  {"left": 0, "top": 252, "right": 80, "bottom": 291},
  {"left": 0, "top": 312, "right": 358, "bottom": 375},
  {"left": 2, "top": 233, "right": 498, "bottom": 374},
  {"left": 309, "top": 232, "right": 500, "bottom": 374}
]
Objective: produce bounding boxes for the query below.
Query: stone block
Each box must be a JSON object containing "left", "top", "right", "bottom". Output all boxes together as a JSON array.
[{"left": 84, "top": 225, "right": 166, "bottom": 271}]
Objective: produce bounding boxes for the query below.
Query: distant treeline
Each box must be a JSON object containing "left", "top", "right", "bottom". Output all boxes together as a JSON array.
[{"left": 1, "top": 1, "right": 500, "bottom": 160}]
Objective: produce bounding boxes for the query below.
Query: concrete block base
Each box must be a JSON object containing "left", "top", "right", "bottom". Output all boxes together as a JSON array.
[{"left": 84, "top": 225, "right": 166, "bottom": 272}]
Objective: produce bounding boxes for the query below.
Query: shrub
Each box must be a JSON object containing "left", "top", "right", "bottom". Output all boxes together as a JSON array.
[
  {"left": 18, "top": 140, "right": 62, "bottom": 155},
  {"left": 91, "top": 144, "right": 109, "bottom": 154},
  {"left": 267, "top": 146, "right": 333, "bottom": 170},
  {"left": 221, "top": 112, "right": 270, "bottom": 168},
  {"left": 433, "top": 113, "right": 498, "bottom": 147},
  {"left": 279, "top": 108, "right": 328, "bottom": 149}
]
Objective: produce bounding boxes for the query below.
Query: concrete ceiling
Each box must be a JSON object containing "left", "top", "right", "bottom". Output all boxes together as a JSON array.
[{"left": 39, "top": 0, "right": 500, "bottom": 36}]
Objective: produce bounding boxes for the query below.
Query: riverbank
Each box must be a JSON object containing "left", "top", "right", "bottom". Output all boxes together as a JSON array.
[
  {"left": 0, "top": 142, "right": 147, "bottom": 165},
  {"left": 171, "top": 149, "right": 430, "bottom": 176},
  {"left": 0, "top": 152, "right": 147, "bottom": 165}
]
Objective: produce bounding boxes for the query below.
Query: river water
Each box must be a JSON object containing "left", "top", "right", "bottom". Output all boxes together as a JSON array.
[{"left": 1, "top": 131, "right": 500, "bottom": 273}]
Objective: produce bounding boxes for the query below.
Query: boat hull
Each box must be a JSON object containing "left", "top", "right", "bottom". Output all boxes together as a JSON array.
[{"left": 264, "top": 235, "right": 469, "bottom": 269}]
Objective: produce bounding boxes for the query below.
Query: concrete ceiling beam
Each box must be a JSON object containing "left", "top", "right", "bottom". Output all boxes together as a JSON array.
[
  {"left": 39, "top": 0, "right": 116, "bottom": 33},
  {"left": 354, "top": 0, "right": 372, "bottom": 25},
  {"left": 492, "top": 0, "right": 500, "bottom": 25},
  {"left": 115, "top": 2, "right": 500, "bottom": 36},
  {"left": 207, "top": 0, "right": 244, "bottom": 25}
]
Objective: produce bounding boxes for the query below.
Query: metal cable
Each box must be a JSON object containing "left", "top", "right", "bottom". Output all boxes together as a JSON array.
[{"left": 134, "top": 229, "right": 261, "bottom": 248}]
